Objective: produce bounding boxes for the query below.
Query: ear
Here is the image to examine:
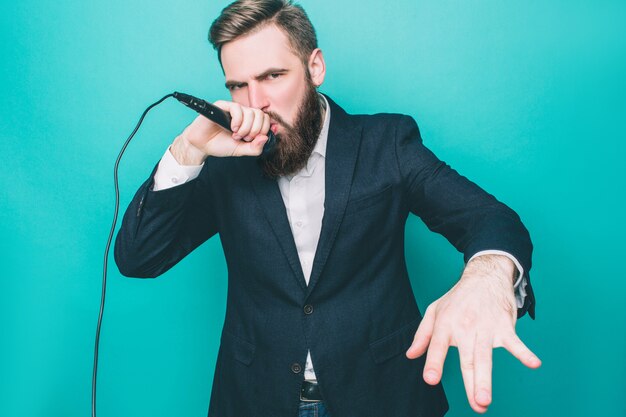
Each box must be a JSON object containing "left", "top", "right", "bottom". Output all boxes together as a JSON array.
[{"left": 307, "top": 48, "right": 326, "bottom": 87}]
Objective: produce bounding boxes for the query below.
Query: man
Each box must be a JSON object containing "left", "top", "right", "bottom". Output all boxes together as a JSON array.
[{"left": 115, "top": 1, "right": 541, "bottom": 416}]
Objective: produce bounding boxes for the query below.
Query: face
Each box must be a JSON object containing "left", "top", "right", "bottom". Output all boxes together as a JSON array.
[{"left": 220, "top": 24, "right": 326, "bottom": 177}]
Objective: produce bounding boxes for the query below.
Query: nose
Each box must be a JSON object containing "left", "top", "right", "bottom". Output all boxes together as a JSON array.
[{"left": 247, "top": 82, "right": 269, "bottom": 111}]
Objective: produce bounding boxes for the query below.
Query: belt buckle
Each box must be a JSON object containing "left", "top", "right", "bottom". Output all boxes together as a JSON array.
[
  {"left": 299, "top": 395, "right": 320, "bottom": 403},
  {"left": 300, "top": 380, "right": 321, "bottom": 403}
]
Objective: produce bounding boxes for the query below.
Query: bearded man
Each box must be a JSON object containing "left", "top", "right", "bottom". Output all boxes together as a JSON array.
[{"left": 115, "top": 1, "right": 541, "bottom": 416}]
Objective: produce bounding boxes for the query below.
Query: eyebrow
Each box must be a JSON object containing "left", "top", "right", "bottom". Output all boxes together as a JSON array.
[{"left": 225, "top": 68, "right": 289, "bottom": 89}]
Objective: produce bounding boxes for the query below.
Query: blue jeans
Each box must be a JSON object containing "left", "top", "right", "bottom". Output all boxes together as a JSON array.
[{"left": 298, "top": 400, "right": 331, "bottom": 417}]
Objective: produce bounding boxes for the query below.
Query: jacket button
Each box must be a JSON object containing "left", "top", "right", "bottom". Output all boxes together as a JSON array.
[
  {"left": 303, "top": 304, "right": 314, "bottom": 315},
  {"left": 291, "top": 363, "right": 302, "bottom": 373}
]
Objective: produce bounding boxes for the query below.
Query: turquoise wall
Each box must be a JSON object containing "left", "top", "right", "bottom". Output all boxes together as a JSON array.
[{"left": 1, "top": 0, "right": 624, "bottom": 416}]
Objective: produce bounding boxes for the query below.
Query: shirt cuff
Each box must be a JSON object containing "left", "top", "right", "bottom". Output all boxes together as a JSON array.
[
  {"left": 152, "top": 148, "right": 204, "bottom": 191},
  {"left": 467, "top": 250, "right": 528, "bottom": 309}
]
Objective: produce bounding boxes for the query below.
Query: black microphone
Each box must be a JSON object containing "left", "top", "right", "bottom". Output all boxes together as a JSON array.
[{"left": 173, "top": 91, "right": 277, "bottom": 157}]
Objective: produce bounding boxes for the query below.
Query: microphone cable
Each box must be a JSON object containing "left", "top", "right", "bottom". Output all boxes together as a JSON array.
[
  {"left": 93, "top": 91, "right": 276, "bottom": 417},
  {"left": 92, "top": 93, "right": 173, "bottom": 417}
]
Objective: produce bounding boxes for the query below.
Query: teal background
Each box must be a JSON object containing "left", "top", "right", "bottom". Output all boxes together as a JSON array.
[{"left": 1, "top": 0, "right": 624, "bottom": 416}]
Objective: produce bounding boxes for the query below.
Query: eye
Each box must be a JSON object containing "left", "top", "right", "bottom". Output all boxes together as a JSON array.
[
  {"left": 267, "top": 73, "right": 281, "bottom": 80},
  {"left": 227, "top": 83, "right": 246, "bottom": 92}
]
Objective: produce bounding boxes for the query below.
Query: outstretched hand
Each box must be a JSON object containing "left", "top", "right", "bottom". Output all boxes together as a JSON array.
[{"left": 405, "top": 254, "right": 541, "bottom": 413}]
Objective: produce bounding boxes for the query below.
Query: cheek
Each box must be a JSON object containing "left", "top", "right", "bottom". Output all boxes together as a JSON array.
[{"left": 271, "top": 78, "right": 305, "bottom": 124}]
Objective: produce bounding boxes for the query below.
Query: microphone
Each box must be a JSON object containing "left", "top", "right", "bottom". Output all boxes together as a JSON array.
[{"left": 173, "top": 91, "right": 277, "bottom": 157}]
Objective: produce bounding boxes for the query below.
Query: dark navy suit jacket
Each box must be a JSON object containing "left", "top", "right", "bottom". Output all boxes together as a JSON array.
[{"left": 115, "top": 95, "right": 534, "bottom": 417}]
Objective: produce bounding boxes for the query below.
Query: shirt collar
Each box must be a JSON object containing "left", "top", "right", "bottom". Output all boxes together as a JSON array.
[
  {"left": 312, "top": 93, "right": 330, "bottom": 159},
  {"left": 299, "top": 94, "right": 330, "bottom": 176}
]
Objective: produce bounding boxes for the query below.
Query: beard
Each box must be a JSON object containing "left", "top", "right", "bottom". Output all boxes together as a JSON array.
[{"left": 258, "top": 79, "right": 323, "bottom": 179}]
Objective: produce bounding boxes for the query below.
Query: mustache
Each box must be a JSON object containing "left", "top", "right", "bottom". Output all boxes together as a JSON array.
[{"left": 265, "top": 110, "right": 294, "bottom": 132}]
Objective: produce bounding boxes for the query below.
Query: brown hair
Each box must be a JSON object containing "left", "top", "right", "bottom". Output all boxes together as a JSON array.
[{"left": 209, "top": 0, "right": 318, "bottom": 66}]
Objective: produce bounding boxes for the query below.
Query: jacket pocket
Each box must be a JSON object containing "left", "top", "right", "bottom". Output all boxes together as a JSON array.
[
  {"left": 369, "top": 317, "right": 421, "bottom": 364},
  {"left": 220, "top": 330, "right": 256, "bottom": 366},
  {"left": 344, "top": 184, "right": 392, "bottom": 217}
]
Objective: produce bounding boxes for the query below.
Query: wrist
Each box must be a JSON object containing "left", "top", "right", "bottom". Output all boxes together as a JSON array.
[
  {"left": 170, "top": 134, "right": 207, "bottom": 166},
  {"left": 463, "top": 254, "right": 516, "bottom": 285}
]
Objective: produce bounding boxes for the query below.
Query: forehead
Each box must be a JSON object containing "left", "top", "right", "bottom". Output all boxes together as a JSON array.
[{"left": 221, "top": 24, "right": 303, "bottom": 80}]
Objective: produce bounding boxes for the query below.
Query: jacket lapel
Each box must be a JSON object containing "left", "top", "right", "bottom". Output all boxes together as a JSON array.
[
  {"left": 244, "top": 95, "right": 362, "bottom": 296},
  {"left": 305, "top": 96, "right": 362, "bottom": 298},
  {"left": 246, "top": 160, "right": 308, "bottom": 291}
]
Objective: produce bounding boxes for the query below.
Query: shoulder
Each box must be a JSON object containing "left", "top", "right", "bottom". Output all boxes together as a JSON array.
[
  {"left": 324, "top": 94, "right": 420, "bottom": 133},
  {"left": 354, "top": 112, "right": 419, "bottom": 134}
]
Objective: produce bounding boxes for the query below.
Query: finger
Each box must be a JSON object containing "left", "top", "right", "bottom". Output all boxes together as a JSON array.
[
  {"left": 233, "top": 135, "right": 268, "bottom": 157},
  {"left": 422, "top": 332, "right": 449, "bottom": 385},
  {"left": 406, "top": 307, "right": 436, "bottom": 359},
  {"left": 473, "top": 335, "right": 493, "bottom": 408},
  {"left": 214, "top": 101, "right": 243, "bottom": 134},
  {"left": 261, "top": 113, "right": 271, "bottom": 137},
  {"left": 237, "top": 107, "right": 255, "bottom": 141},
  {"left": 248, "top": 109, "right": 265, "bottom": 139},
  {"left": 502, "top": 334, "right": 542, "bottom": 368},
  {"left": 459, "top": 339, "right": 488, "bottom": 413}
]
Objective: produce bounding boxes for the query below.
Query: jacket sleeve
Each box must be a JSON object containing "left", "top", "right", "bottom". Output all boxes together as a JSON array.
[
  {"left": 114, "top": 162, "right": 219, "bottom": 278},
  {"left": 394, "top": 115, "right": 535, "bottom": 318}
]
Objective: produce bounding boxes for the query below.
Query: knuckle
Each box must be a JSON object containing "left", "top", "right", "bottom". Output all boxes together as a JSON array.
[
  {"left": 460, "top": 314, "right": 477, "bottom": 329},
  {"left": 501, "top": 333, "right": 519, "bottom": 347},
  {"left": 460, "top": 360, "right": 475, "bottom": 371}
]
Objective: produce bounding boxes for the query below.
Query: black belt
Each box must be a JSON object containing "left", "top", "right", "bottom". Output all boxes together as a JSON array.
[{"left": 300, "top": 380, "right": 323, "bottom": 402}]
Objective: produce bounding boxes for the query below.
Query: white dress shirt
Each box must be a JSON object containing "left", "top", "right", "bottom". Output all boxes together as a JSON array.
[{"left": 152, "top": 94, "right": 528, "bottom": 381}]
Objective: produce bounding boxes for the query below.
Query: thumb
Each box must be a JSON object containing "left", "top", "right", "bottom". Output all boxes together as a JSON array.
[
  {"left": 406, "top": 305, "right": 436, "bottom": 359},
  {"left": 234, "top": 135, "right": 268, "bottom": 157}
]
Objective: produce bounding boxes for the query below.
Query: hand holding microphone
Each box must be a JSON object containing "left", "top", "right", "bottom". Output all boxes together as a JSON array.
[{"left": 170, "top": 92, "right": 277, "bottom": 165}]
